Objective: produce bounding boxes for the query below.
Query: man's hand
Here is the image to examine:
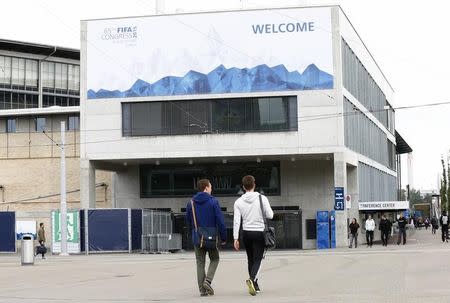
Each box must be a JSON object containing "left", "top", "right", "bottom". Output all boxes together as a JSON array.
[{"left": 234, "top": 239, "right": 240, "bottom": 251}]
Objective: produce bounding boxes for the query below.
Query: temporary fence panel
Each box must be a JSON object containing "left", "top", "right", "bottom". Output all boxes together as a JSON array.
[
  {"left": 316, "top": 211, "right": 330, "bottom": 249},
  {"left": 0, "top": 212, "right": 16, "bottom": 252},
  {"left": 51, "top": 210, "right": 81, "bottom": 254},
  {"left": 87, "top": 209, "right": 130, "bottom": 252},
  {"left": 131, "top": 209, "right": 142, "bottom": 251},
  {"left": 167, "top": 234, "right": 182, "bottom": 251},
  {"left": 142, "top": 209, "right": 173, "bottom": 235}
]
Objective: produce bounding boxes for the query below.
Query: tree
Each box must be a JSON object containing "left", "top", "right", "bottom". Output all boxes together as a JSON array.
[
  {"left": 409, "top": 188, "right": 422, "bottom": 204},
  {"left": 441, "top": 157, "right": 448, "bottom": 212}
]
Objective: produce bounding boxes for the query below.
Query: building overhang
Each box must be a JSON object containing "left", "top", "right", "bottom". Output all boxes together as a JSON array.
[
  {"left": 0, "top": 39, "right": 79, "bottom": 60},
  {"left": 0, "top": 106, "right": 80, "bottom": 117},
  {"left": 395, "top": 131, "right": 412, "bottom": 154}
]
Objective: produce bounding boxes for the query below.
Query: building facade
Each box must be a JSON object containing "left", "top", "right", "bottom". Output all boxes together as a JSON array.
[
  {"left": 80, "top": 5, "right": 402, "bottom": 249},
  {"left": 0, "top": 40, "right": 111, "bottom": 245}
]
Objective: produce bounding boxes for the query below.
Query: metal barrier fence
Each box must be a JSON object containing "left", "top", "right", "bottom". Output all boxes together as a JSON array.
[{"left": 141, "top": 234, "right": 182, "bottom": 253}]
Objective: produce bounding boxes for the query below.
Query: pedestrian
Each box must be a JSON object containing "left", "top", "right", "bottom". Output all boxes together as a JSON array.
[
  {"left": 397, "top": 213, "right": 407, "bottom": 245},
  {"left": 186, "top": 179, "right": 227, "bottom": 297},
  {"left": 379, "top": 215, "right": 392, "bottom": 246},
  {"left": 424, "top": 218, "right": 430, "bottom": 230},
  {"left": 37, "top": 222, "right": 46, "bottom": 259},
  {"left": 348, "top": 218, "right": 359, "bottom": 248},
  {"left": 365, "top": 215, "right": 375, "bottom": 247},
  {"left": 440, "top": 211, "right": 449, "bottom": 243},
  {"left": 233, "top": 175, "right": 274, "bottom": 296},
  {"left": 431, "top": 217, "right": 438, "bottom": 234}
]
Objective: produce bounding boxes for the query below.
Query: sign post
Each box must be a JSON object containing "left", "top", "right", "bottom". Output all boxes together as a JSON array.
[{"left": 334, "top": 187, "right": 345, "bottom": 211}]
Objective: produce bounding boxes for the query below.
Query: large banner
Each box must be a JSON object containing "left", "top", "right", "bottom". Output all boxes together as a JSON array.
[
  {"left": 86, "top": 7, "right": 333, "bottom": 99},
  {"left": 51, "top": 210, "right": 81, "bottom": 254}
]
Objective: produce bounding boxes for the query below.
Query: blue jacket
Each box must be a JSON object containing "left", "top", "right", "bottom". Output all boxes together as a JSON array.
[{"left": 186, "top": 192, "right": 227, "bottom": 242}]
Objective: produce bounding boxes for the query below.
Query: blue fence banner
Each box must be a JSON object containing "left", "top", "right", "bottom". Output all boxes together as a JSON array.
[
  {"left": 334, "top": 187, "right": 345, "bottom": 211},
  {"left": 88, "top": 209, "right": 129, "bottom": 252},
  {"left": 0, "top": 212, "right": 16, "bottom": 252},
  {"left": 316, "top": 211, "right": 330, "bottom": 249}
]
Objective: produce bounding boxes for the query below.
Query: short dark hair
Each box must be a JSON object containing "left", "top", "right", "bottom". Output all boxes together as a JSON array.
[
  {"left": 40, "top": 222, "right": 44, "bottom": 227},
  {"left": 242, "top": 175, "right": 255, "bottom": 191},
  {"left": 197, "top": 179, "right": 210, "bottom": 192}
]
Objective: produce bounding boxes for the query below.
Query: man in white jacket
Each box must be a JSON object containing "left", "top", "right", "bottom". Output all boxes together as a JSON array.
[
  {"left": 365, "top": 215, "right": 376, "bottom": 247},
  {"left": 233, "top": 175, "right": 274, "bottom": 296}
]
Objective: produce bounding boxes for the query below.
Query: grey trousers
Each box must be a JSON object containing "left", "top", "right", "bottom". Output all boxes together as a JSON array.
[
  {"left": 194, "top": 247, "right": 220, "bottom": 293},
  {"left": 349, "top": 233, "right": 358, "bottom": 248}
]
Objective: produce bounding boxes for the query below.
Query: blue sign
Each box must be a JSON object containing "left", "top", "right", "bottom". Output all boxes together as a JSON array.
[
  {"left": 316, "top": 211, "right": 330, "bottom": 249},
  {"left": 334, "top": 187, "right": 345, "bottom": 211}
]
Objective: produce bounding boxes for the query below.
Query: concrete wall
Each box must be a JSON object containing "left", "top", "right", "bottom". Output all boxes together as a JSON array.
[{"left": 112, "top": 159, "right": 334, "bottom": 249}]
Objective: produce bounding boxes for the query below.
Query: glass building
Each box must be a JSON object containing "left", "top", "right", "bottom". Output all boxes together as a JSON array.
[{"left": 0, "top": 39, "right": 79, "bottom": 110}]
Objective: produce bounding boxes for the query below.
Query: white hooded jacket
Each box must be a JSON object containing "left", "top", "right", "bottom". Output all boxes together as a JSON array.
[
  {"left": 233, "top": 191, "right": 274, "bottom": 240},
  {"left": 365, "top": 218, "right": 376, "bottom": 231}
]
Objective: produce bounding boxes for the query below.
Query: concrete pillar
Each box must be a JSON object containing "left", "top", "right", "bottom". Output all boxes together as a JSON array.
[
  {"left": 334, "top": 152, "right": 348, "bottom": 247},
  {"left": 80, "top": 159, "right": 96, "bottom": 209}
]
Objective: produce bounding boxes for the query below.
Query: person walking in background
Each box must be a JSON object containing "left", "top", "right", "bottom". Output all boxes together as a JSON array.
[
  {"left": 440, "top": 211, "right": 449, "bottom": 243},
  {"left": 431, "top": 216, "right": 438, "bottom": 234},
  {"left": 37, "top": 222, "right": 46, "bottom": 259},
  {"left": 397, "top": 213, "right": 407, "bottom": 245},
  {"left": 186, "top": 179, "right": 227, "bottom": 297},
  {"left": 424, "top": 217, "right": 430, "bottom": 230},
  {"left": 348, "top": 218, "right": 359, "bottom": 248},
  {"left": 379, "top": 215, "right": 392, "bottom": 246},
  {"left": 365, "top": 215, "right": 375, "bottom": 247},
  {"left": 233, "top": 175, "right": 274, "bottom": 296}
]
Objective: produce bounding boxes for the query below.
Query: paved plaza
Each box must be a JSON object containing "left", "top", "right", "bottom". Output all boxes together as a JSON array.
[{"left": 1, "top": 229, "right": 450, "bottom": 303}]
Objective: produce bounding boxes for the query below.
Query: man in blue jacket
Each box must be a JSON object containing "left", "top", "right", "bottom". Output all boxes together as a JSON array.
[{"left": 186, "top": 179, "right": 226, "bottom": 297}]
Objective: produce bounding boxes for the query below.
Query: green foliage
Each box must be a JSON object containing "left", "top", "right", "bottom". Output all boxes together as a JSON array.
[{"left": 409, "top": 188, "right": 422, "bottom": 204}]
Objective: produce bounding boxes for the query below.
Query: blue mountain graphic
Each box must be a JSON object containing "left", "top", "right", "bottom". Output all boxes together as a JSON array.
[{"left": 88, "top": 63, "right": 333, "bottom": 99}]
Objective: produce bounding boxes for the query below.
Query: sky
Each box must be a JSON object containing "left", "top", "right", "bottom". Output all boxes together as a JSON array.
[{"left": 2, "top": 0, "right": 449, "bottom": 191}]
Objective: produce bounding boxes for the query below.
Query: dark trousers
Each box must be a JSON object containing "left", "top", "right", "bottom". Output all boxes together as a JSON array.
[
  {"left": 366, "top": 230, "right": 374, "bottom": 246},
  {"left": 397, "top": 228, "right": 406, "bottom": 244},
  {"left": 194, "top": 247, "right": 219, "bottom": 294},
  {"left": 381, "top": 231, "right": 390, "bottom": 246},
  {"left": 442, "top": 225, "right": 449, "bottom": 242},
  {"left": 243, "top": 231, "right": 265, "bottom": 281},
  {"left": 38, "top": 240, "right": 45, "bottom": 257}
]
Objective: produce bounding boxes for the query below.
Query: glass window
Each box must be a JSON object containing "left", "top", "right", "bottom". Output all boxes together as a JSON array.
[
  {"left": 68, "top": 64, "right": 80, "bottom": 93},
  {"left": 148, "top": 172, "right": 171, "bottom": 196},
  {"left": 140, "top": 162, "right": 280, "bottom": 197},
  {"left": 68, "top": 116, "right": 79, "bottom": 131},
  {"left": 25, "top": 59, "right": 38, "bottom": 89},
  {"left": 0, "top": 56, "right": 11, "bottom": 86},
  {"left": 0, "top": 91, "right": 11, "bottom": 109},
  {"left": 35, "top": 117, "right": 47, "bottom": 132},
  {"left": 123, "top": 96, "right": 297, "bottom": 137},
  {"left": 68, "top": 97, "right": 79, "bottom": 106},
  {"left": 26, "top": 94, "right": 38, "bottom": 108},
  {"left": 122, "top": 103, "right": 131, "bottom": 136},
  {"left": 43, "top": 95, "right": 54, "bottom": 107},
  {"left": 43, "top": 62, "right": 55, "bottom": 91},
  {"left": 7, "top": 118, "right": 16, "bottom": 133}
]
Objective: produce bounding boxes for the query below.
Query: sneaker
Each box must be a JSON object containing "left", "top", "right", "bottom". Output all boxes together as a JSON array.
[
  {"left": 200, "top": 292, "right": 208, "bottom": 297},
  {"left": 254, "top": 279, "right": 261, "bottom": 293},
  {"left": 203, "top": 280, "right": 214, "bottom": 296},
  {"left": 246, "top": 279, "right": 257, "bottom": 296}
]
